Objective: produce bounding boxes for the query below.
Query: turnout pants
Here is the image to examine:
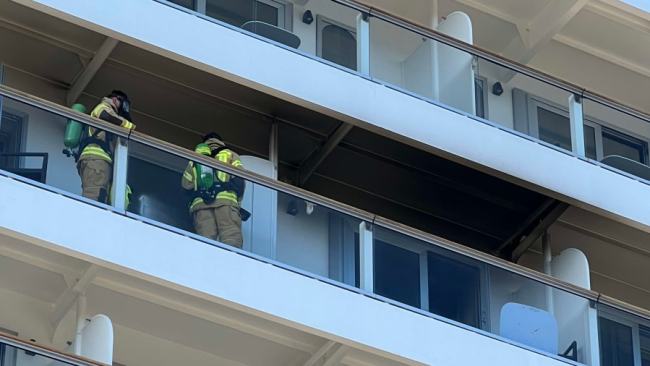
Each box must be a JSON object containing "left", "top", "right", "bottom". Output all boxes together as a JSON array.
[
  {"left": 193, "top": 204, "right": 243, "bottom": 248},
  {"left": 77, "top": 158, "right": 112, "bottom": 204}
]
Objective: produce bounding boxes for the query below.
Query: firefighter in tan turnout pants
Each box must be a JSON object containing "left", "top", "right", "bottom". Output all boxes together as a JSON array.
[
  {"left": 77, "top": 90, "right": 135, "bottom": 203},
  {"left": 182, "top": 133, "right": 245, "bottom": 248}
]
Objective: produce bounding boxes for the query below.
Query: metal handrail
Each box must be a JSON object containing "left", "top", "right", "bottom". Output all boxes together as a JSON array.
[
  {"left": 330, "top": 0, "right": 650, "bottom": 123},
  {"left": 0, "top": 331, "right": 107, "bottom": 366},
  {"left": 3, "top": 83, "right": 650, "bottom": 323}
]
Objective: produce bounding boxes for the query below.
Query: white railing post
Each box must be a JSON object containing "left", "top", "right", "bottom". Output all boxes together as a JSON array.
[
  {"left": 569, "top": 94, "right": 585, "bottom": 157},
  {"left": 359, "top": 221, "right": 373, "bottom": 292},
  {"left": 110, "top": 137, "right": 129, "bottom": 211},
  {"left": 356, "top": 13, "right": 370, "bottom": 76}
]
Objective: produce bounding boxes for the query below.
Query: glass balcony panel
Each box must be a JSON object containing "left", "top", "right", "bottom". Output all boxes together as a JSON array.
[
  {"left": 0, "top": 96, "right": 118, "bottom": 207},
  {"left": 126, "top": 140, "right": 362, "bottom": 288},
  {"left": 0, "top": 342, "right": 73, "bottom": 366},
  {"left": 373, "top": 224, "right": 596, "bottom": 364},
  {"left": 583, "top": 98, "right": 650, "bottom": 182}
]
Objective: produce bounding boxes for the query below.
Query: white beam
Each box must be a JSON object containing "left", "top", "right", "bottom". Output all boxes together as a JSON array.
[
  {"left": 322, "top": 344, "right": 348, "bottom": 366},
  {"left": 452, "top": 0, "right": 521, "bottom": 26},
  {"left": 298, "top": 123, "right": 353, "bottom": 186},
  {"left": 303, "top": 341, "right": 337, "bottom": 366},
  {"left": 92, "top": 277, "right": 319, "bottom": 353},
  {"left": 66, "top": 37, "right": 118, "bottom": 105},
  {"left": 50, "top": 264, "right": 99, "bottom": 328},
  {"left": 498, "top": 0, "right": 588, "bottom": 80}
]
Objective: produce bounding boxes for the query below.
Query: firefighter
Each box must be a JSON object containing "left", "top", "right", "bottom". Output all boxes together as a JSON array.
[
  {"left": 77, "top": 90, "right": 135, "bottom": 203},
  {"left": 182, "top": 133, "right": 245, "bottom": 248}
]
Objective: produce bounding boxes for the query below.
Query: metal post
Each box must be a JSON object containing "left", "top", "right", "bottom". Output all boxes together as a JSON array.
[
  {"left": 542, "top": 232, "right": 554, "bottom": 315},
  {"left": 196, "top": 0, "right": 207, "bottom": 14},
  {"left": 358, "top": 221, "right": 373, "bottom": 292},
  {"left": 356, "top": 13, "right": 370, "bottom": 76},
  {"left": 110, "top": 137, "right": 129, "bottom": 211},
  {"left": 569, "top": 94, "right": 585, "bottom": 157},
  {"left": 269, "top": 121, "right": 279, "bottom": 180}
]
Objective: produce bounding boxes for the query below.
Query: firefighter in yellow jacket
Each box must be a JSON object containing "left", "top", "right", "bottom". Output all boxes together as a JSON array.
[
  {"left": 182, "top": 133, "right": 245, "bottom": 248},
  {"left": 78, "top": 90, "right": 135, "bottom": 203}
]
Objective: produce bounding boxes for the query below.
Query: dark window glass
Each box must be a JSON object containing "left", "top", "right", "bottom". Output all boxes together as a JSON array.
[
  {"left": 603, "top": 128, "right": 646, "bottom": 164},
  {"left": 373, "top": 240, "right": 420, "bottom": 308},
  {"left": 0, "top": 112, "right": 24, "bottom": 169},
  {"left": 428, "top": 252, "right": 481, "bottom": 327},
  {"left": 537, "top": 107, "right": 597, "bottom": 159},
  {"left": 641, "top": 326, "right": 650, "bottom": 366},
  {"left": 599, "top": 317, "right": 634, "bottom": 366},
  {"left": 321, "top": 24, "right": 357, "bottom": 70},
  {"left": 206, "top": 0, "right": 279, "bottom": 27},
  {"left": 474, "top": 78, "right": 486, "bottom": 119},
  {"left": 168, "top": 0, "right": 195, "bottom": 10}
]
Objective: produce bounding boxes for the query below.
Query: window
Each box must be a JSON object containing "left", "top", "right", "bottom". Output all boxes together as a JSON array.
[
  {"left": 428, "top": 252, "right": 482, "bottom": 328},
  {"left": 516, "top": 91, "right": 648, "bottom": 165},
  {"left": 167, "top": 0, "right": 195, "bottom": 10},
  {"left": 599, "top": 316, "right": 635, "bottom": 366},
  {"left": 598, "top": 310, "right": 650, "bottom": 366},
  {"left": 0, "top": 111, "right": 25, "bottom": 170},
  {"left": 374, "top": 240, "right": 421, "bottom": 308},
  {"left": 372, "top": 228, "right": 487, "bottom": 329},
  {"left": 317, "top": 17, "right": 357, "bottom": 71},
  {"left": 205, "top": 0, "right": 289, "bottom": 29}
]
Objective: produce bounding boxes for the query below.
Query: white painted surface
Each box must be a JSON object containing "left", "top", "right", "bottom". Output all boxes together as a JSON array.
[
  {"left": 436, "top": 12, "right": 475, "bottom": 114},
  {"left": 0, "top": 175, "right": 573, "bottom": 366},
  {"left": 12, "top": 0, "right": 650, "bottom": 229},
  {"left": 552, "top": 249, "right": 600, "bottom": 366},
  {"left": 240, "top": 156, "right": 277, "bottom": 259},
  {"left": 3, "top": 97, "right": 80, "bottom": 195},
  {"left": 77, "top": 314, "right": 114, "bottom": 365}
]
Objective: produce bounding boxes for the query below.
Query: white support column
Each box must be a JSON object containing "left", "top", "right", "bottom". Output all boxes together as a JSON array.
[
  {"left": 356, "top": 13, "right": 370, "bottom": 76},
  {"left": 73, "top": 293, "right": 87, "bottom": 356},
  {"left": 66, "top": 37, "right": 118, "bottom": 106},
  {"left": 569, "top": 94, "right": 585, "bottom": 157},
  {"left": 110, "top": 137, "right": 129, "bottom": 211},
  {"left": 358, "top": 221, "right": 373, "bottom": 292}
]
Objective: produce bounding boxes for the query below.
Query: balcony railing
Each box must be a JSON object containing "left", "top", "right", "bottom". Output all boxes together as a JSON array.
[
  {"left": 157, "top": 0, "right": 650, "bottom": 186},
  {"left": 2, "top": 83, "right": 650, "bottom": 364},
  {"left": 0, "top": 331, "right": 103, "bottom": 366}
]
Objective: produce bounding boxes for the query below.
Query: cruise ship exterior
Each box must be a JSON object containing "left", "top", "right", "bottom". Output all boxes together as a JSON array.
[{"left": 0, "top": 0, "right": 649, "bottom": 365}]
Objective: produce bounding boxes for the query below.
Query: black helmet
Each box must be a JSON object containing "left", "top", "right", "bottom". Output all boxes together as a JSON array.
[
  {"left": 108, "top": 90, "right": 131, "bottom": 119},
  {"left": 202, "top": 132, "right": 223, "bottom": 142}
]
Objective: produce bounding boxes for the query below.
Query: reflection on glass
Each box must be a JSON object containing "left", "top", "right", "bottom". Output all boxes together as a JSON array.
[
  {"left": 603, "top": 129, "right": 646, "bottom": 164},
  {"left": 321, "top": 24, "right": 357, "bottom": 70},
  {"left": 641, "top": 326, "right": 650, "bottom": 366},
  {"left": 537, "top": 107, "right": 597, "bottom": 158},
  {"left": 206, "top": 0, "right": 280, "bottom": 27}
]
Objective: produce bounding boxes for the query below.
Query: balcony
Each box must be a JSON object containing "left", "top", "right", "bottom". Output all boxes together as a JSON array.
[
  {"left": 1, "top": 0, "right": 650, "bottom": 365},
  {"left": 1, "top": 85, "right": 650, "bottom": 366},
  {"left": 11, "top": 0, "right": 650, "bottom": 234}
]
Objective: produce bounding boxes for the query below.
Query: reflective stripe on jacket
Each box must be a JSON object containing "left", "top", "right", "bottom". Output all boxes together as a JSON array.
[
  {"left": 181, "top": 148, "right": 243, "bottom": 212},
  {"left": 80, "top": 99, "right": 135, "bottom": 162}
]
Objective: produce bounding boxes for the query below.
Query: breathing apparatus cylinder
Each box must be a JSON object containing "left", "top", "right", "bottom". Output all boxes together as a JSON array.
[
  {"left": 194, "top": 143, "right": 215, "bottom": 192},
  {"left": 64, "top": 103, "right": 87, "bottom": 149}
]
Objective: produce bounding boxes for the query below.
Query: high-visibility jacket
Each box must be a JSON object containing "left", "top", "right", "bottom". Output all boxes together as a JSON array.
[
  {"left": 182, "top": 147, "right": 244, "bottom": 212},
  {"left": 79, "top": 98, "right": 135, "bottom": 163}
]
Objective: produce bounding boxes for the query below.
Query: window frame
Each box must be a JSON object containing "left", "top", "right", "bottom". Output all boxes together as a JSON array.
[
  {"left": 316, "top": 15, "right": 358, "bottom": 71},
  {"left": 372, "top": 227, "right": 490, "bottom": 330},
  {"left": 515, "top": 89, "right": 649, "bottom": 164},
  {"left": 598, "top": 308, "right": 649, "bottom": 366},
  {"left": 474, "top": 76, "right": 489, "bottom": 120}
]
